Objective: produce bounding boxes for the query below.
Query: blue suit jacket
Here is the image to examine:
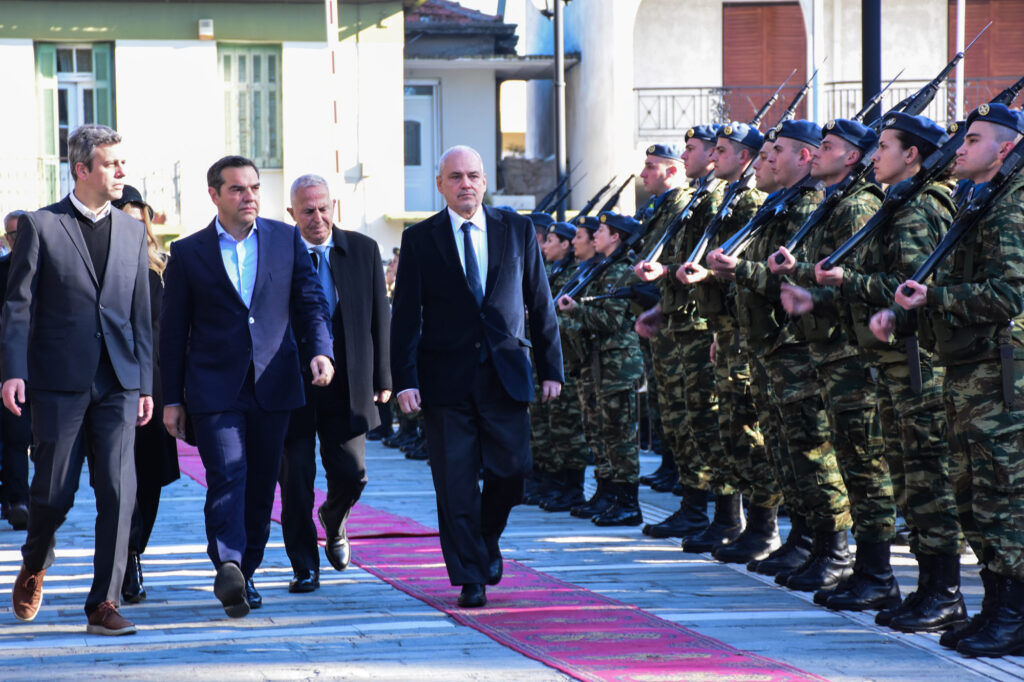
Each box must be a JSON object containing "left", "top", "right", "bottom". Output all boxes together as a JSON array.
[
  {"left": 160, "top": 217, "right": 333, "bottom": 414},
  {"left": 390, "top": 205, "right": 563, "bottom": 405}
]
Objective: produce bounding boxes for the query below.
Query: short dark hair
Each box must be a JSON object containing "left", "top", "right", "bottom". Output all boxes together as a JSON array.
[
  {"left": 207, "top": 156, "right": 259, "bottom": 192},
  {"left": 890, "top": 129, "right": 938, "bottom": 163}
]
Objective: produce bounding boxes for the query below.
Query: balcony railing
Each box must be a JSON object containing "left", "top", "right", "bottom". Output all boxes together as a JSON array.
[{"left": 636, "top": 76, "right": 1021, "bottom": 139}]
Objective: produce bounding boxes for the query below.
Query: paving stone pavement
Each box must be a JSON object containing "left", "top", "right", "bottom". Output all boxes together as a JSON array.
[{"left": 0, "top": 441, "right": 1021, "bottom": 681}]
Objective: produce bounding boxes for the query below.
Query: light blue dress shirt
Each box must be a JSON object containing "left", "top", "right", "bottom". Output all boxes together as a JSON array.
[
  {"left": 215, "top": 218, "right": 259, "bottom": 308},
  {"left": 448, "top": 206, "right": 488, "bottom": 289}
]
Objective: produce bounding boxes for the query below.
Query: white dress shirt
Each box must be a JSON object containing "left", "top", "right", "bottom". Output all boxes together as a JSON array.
[{"left": 69, "top": 191, "right": 111, "bottom": 222}]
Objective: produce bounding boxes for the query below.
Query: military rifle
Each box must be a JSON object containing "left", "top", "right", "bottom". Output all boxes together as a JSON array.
[
  {"left": 774, "top": 44, "right": 986, "bottom": 263},
  {"left": 535, "top": 160, "right": 584, "bottom": 213},
  {"left": 640, "top": 173, "right": 719, "bottom": 263},
  {"left": 558, "top": 237, "right": 644, "bottom": 302},
  {"left": 578, "top": 282, "right": 661, "bottom": 309},
  {"left": 749, "top": 69, "right": 796, "bottom": 127},
  {"left": 543, "top": 172, "right": 588, "bottom": 216},
  {"left": 717, "top": 173, "right": 824, "bottom": 258},
  {"left": 599, "top": 174, "right": 636, "bottom": 214},
  {"left": 822, "top": 75, "right": 1024, "bottom": 270},
  {"left": 576, "top": 176, "right": 619, "bottom": 217},
  {"left": 680, "top": 69, "right": 819, "bottom": 273}
]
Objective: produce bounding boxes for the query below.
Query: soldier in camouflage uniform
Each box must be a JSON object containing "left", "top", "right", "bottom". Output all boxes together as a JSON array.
[
  {"left": 770, "top": 118, "right": 900, "bottom": 599},
  {"left": 888, "top": 103, "right": 1024, "bottom": 658},
  {"left": 790, "top": 114, "right": 965, "bottom": 627},
  {"left": 708, "top": 120, "right": 853, "bottom": 591},
  {"left": 634, "top": 130, "right": 730, "bottom": 544},
  {"left": 524, "top": 212, "right": 558, "bottom": 504},
  {"left": 558, "top": 213, "right": 645, "bottom": 526},
  {"left": 538, "top": 221, "right": 592, "bottom": 512},
  {"left": 633, "top": 146, "right": 695, "bottom": 495},
  {"left": 677, "top": 122, "right": 783, "bottom": 564}
]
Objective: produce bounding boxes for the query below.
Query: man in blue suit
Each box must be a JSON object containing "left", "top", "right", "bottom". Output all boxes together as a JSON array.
[
  {"left": 391, "top": 145, "right": 563, "bottom": 608},
  {"left": 160, "top": 156, "right": 333, "bottom": 618}
]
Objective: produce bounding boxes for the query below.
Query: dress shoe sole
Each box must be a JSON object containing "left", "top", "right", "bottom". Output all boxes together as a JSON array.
[
  {"left": 86, "top": 623, "right": 137, "bottom": 636},
  {"left": 214, "top": 564, "right": 249, "bottom": 619}
]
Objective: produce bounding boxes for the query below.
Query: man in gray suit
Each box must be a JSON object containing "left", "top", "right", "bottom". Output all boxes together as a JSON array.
[{"left": 1, "top": 124, "right": 153, "bottom": 636}]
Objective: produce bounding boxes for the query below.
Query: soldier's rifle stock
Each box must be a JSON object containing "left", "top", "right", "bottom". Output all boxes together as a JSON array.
[
  {"left": 578, "top": 282, "right": 660, "bottom": 309},
  {"left": 823, "top": 75, "right": 1024, "bottom": 270}
]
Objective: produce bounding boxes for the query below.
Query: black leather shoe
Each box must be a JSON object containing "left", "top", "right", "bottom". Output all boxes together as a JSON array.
[
  {"left": 213, "top": 562, "right": 249, "bottom": 618},
  {"left": 487, "top": 553, "right": 503, "bottom": 586},
  {"left": 366, "top": 423, "right": 393, "bottom": 441},
  {"left": 457, "top": 583, "right": 486, "bottom": 608},
  {"left": 245, "top": 578, "right": 262, "bottom": 609},
  {"left": 121, "top": 551, "right": 146, "bottom": 604},
  {"left": 319, "top": 507, "right": 352, "bottom": 571},
  {"left": 288, "top": 569, "right": 320, "bottom": 593},
  {"left": 7, "top": 502, "right": 28, "bottom": 531}
]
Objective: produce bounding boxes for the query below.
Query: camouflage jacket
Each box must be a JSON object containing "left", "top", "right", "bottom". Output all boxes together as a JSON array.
[
  {"left": 657, "top": 179, "right": 726, "bottom": 332},
  {"left": 558, "top": 260, "right": 643, "bottom": 394},
  {"left": 789, "top": 179, "right": 884, "bottom": 363},
  {"left": 834, "top": 179, "right": 955, "bottom": 363},
  {"left": 733, "top": 184, "right": 824, "bottom": 354},
  {"left": 920, "top": 174, "right": 1024, "bottom": 365},
  {"left": 634, "top": 185, "right": 694, "bottom": 262},
  {"left": 690, "top": 185, "right": 766, "bottom": 333}
]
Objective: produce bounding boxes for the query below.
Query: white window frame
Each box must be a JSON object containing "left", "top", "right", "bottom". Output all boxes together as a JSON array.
[{"left": 219, "top": 44, "right": 283, "bottom": 168}]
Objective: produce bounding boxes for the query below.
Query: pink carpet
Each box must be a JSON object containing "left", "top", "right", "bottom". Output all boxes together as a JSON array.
[{"left": 178, "top": 446, "right": 823, "bottom": 681}]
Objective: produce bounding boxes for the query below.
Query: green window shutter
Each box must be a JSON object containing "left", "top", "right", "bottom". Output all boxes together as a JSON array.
[
  {"left": 35, "top": 43, "right": 59, "bottom": 205},
  {"left": 92, "top": 43, "right": 114, "bottom": 127}
]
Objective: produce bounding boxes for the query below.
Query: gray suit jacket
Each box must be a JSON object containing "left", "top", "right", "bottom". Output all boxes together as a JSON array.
[{"left": 1, "top": 196, "right": 153, "bottom": 394}]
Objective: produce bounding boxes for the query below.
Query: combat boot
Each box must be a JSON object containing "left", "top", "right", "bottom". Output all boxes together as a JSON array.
[
  {"left": 541, "top": 469, "right": 586, "bottom": 512},
  {"left": 523, "top": 471, "right": 559, "bottom": 506},
  {"left": 649, "top": 466, "right": 680, "bottom": 493},
  {"left": 713, "top": 504, "right": 780, "bottom": 564},
  {"left": 642, "top": 486, "right": 709, "bottom": 538},
  {"left": 753, "top": 514, "right": 813, "bottom": 576},
  {"left": 825, "top": 541, "right": 901, "bottom": 612},
  {"left": 592, "top": 482, "right": 643, "bottom": 526},
  {"left": 957, "top": 575, "right": 1024, "bottom": 658},
  {"left": 784, "top": 530, "right": 854, "bottom": 592},
  {"left": 639, "top": 449, "right": 673, "bottom": 486},
  {"left": 890, "top": 553, "right": 967, "bottom": 633},
  {"left": 682, "top": 494, "right": 744, "bottom": 554},
  {"left": 941, "top": 568, "right": 1000, "bottom": 649},
  {"left": 876, "top": 553, "right": 932, "bottom": 625},
  {"left": 570, "top": 478, "right": 613, "bottom": 518}
]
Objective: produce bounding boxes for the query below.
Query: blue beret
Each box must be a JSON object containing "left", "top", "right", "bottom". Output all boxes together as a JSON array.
[
  {"left": 597, "top": 211, "right": 643, "bottom": 238},
  {"left": 773, "top": 120, "right": 822, "bottom": 147},
  {"left": 529, "top": 212, "right": 555, "bottom": 229},
  {"left": 880, "top": 112, "right": 947, "bottom": 149},
  {"left": 966, "top": 102, "right": 1024, "bottom": 136},
  {"left": 548, "top": 221, "right": 576, "bottom": 241},
  {"left": 574, "top": 214, "right": 600, "bottom": 232},
  {"left": 718, "top": 121, "right": 764, "bottom": 151},
  {"left": 645, "top": 143, "right": 683, "bottom": 161},
  {"left": 822, "top": 118, "right": 878, "bottom": 151},
  {"left": 685, "top": 124, "right": 721, "bottom": 144}
]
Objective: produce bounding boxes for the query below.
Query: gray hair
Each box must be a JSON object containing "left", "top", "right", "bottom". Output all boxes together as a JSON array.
[
  {"left": 436, "top": 145, "right": 484, "bottom": 175},
  {"left": 68, "top": 124, "right": 121, "bottom": 181},
  {"left": 289, "top": 174, "right": 330, "bottom": 204},
  {"left": 3, "top": 210, "right": 26, "bottom": 229}
]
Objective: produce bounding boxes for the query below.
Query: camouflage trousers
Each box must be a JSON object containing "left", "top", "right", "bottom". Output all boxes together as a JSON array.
[
  {"left": 653, "top": 327, "right": 731, "bottom": 494},
  {"left": 639, "top": 337, "right": 664, "bottom": 446},
  {"left": 764, "top": 343, "right": 852, "bottom": 533},
  {"left": 749, "top": 356, "right": 801, "bottom": 515},
  {"left": 546, "top": 375, "right": 590, "bottom": 473},
  {"left": 814, "top": 352, "right": 895, "bottom": 544},
  {"left": 578, "top": 370, "right": 640, "bottom": 485},
  {"left": 716, "top": 332, "right": 781, "bottom": 508},
  {"left": 944, "top": 359, "right": 1024, "bottom": 580},
  {"left": 874, "top": 353, "right": 963, "bottom": 556},
  {"left": 529, "top": 372, "right": 553, "bottom": 470}
]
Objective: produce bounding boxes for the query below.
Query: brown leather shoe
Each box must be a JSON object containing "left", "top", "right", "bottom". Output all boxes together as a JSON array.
[
  {"left": 86, "top": 600, "right": 137, "bottom": 636},
  {"left": 12, "top": 564, "right": 46, "bottom": 622}
]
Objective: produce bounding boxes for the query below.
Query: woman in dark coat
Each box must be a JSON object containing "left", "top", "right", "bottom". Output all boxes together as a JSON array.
[{"left": 113, "top": 186, "right": 180, "bottom": 603}]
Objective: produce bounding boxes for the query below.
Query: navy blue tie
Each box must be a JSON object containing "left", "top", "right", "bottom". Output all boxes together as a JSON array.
[{"left": 461, "top": 222, "right": 484, "bottom": 305}]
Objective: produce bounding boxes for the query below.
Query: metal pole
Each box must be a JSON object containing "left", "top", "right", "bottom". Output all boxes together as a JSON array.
[
  {"left": 955, "top": 0, "right": 965, "bottom": 120},
  {"left": 861, "top": 0, "right": 881, "bottom": 126},
  {"left": 553, "top": 0, "right": 567, "bottom": 220}
]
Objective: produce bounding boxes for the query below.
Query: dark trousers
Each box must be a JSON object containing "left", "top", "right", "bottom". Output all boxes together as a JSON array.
[
  {"left": 192, "top": 376, "right": 290, "bottom": 579},
  {"left": 2, "top": 402, "right": 32, "bottom": 505},
  {"left": 22, "top": 357, "right": 138, "bottom": 614},
  {"left": 422, "top": 360, "right": 530, "bottom": 585},
  {"left": 280, "top": 402, "right": 367, "bottom": 573}
]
